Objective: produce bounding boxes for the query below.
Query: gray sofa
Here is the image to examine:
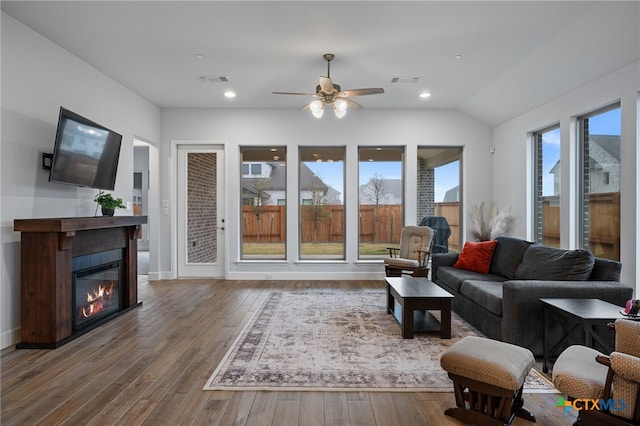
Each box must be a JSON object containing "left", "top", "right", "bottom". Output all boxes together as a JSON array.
[{"left": 431, "top": 237, "right": 634, "bottom": 356}]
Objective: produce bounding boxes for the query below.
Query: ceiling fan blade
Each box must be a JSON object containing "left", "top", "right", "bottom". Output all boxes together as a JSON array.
[
  {"left": 272, "top": 91, "right": 319, "bottom": 96},
  {"left": 341, "top": 98, "right": 363, "bottom": 110},
  {"left": 319, "top": 76, "right": 335, "bottom": 93},
  {"left": 338, "top": 88, "right": 385, "bottom": 97}
]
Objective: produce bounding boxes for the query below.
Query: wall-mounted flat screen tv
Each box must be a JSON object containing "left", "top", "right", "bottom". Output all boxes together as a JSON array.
[{"left": 49, "top": 107, "right": 122, "bottom": 190}]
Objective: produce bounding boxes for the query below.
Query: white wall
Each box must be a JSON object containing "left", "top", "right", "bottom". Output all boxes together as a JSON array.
[
  {"left": 159, "top": 108, "right": 493, "bottom": 280},
  {"left": 492, "top": 61, "right": 639, "bottom": 291},
  {"left": 0, "top": 13, "right": 161, "bottom": 349}
]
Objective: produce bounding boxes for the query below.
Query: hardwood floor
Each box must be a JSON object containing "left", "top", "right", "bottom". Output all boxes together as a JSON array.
[{"left": 2, "top": 278, "right": 576, "bottom": 425}]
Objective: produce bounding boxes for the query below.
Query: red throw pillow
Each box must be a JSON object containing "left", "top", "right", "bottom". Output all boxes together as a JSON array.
[{"left": 453, "top": 240, "right": 498, "bottom": 274}]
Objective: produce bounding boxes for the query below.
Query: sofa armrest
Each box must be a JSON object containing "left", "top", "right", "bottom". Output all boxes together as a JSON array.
[
  {"left": 431, "top": 253, "right": 458, "bottom": 281},
  {"left": 502, "top": 280, "right": 634, "bottom": 355}
]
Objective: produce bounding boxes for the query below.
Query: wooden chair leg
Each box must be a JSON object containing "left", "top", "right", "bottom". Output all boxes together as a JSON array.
[{"left": 444, "top": 374, "right": 536, "bottom": 425}]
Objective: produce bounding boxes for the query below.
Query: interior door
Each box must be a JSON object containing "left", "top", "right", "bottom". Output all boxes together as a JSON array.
[{"left": 177, "top": 145, "right": 225, "bottom": 278}]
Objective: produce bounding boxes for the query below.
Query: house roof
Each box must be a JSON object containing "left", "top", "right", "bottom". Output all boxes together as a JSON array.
[
  {"left": 243, "top": 162, "right": 328, "bottom": 193},
  {"left": 590, "top": 135, "right": 621, "bottom": 161},
  {"left": 549, "top": 134, "right": 621, "bottom": 174}
]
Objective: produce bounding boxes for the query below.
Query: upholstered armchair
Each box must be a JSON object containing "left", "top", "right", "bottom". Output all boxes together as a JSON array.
[
  {"left": 384, "top": 225, "right": 435, "bottom": 277},
  {"left": 552, "top": 319, "right": 640, "bottom": 425}
]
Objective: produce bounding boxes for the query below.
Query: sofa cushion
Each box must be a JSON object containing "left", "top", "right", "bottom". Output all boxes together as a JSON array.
[
  {"left": 460, "top": 280, "right": 504, "bottom": 316},
  {"left": 490, "top": 237, "right": 533, "bottom": 279},
  {"left": 514, "top": 245, "right": 595, "bottom": 281},
  {"left": 436, "top": 266, "right": 506, "bottom": 293},
  {"left": 589, "top": 257, "right": 622, "bottom": 281},
  {"left": 454, "top": 240, "right": 498, "bottom": 274}
]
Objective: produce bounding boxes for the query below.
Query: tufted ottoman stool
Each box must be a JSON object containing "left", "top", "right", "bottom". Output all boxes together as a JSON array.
[{"left": 440, "top": 336, "right": 537, "bottom": 425}]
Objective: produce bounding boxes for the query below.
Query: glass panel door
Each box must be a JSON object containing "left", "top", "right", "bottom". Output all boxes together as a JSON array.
[{"left": 177, "top": 145, "right": 225, "bottom": 277}]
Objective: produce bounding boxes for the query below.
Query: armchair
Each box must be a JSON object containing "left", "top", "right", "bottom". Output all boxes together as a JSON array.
[
  {"left": 552, "top": 319, "right": 640, "bottom": 426},
  {"left": 384, "top": 225, "right": 435, "bottom": 277}
]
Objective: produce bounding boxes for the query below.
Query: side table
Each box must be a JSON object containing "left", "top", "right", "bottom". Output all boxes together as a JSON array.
[{"left": 539, "top": 298, "right": 629, "bottom": 373}]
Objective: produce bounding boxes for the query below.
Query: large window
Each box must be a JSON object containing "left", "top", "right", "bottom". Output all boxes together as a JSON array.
[
  {"left": 578, "top": 104, "right": 621, "bottom": 260},
  {"left": 417, "top": 147, "right": 462, "bottom": 253},
  {"left": 240, "top": 147, "right": 286, "bottom": 259},
  {"left": 358, "top": 147, "right": 404, "bottom": 259},
  {"left": 533, "top": 125, "right": 561, "bottom": 247},
  {"left": 299, "top": 147, "right": 345, "bottom": 259}
]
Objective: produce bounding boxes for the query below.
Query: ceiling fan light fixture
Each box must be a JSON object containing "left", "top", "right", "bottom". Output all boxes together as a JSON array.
[
  {"left": 333, "top": 98, "right": 348, "bottom": 118},
  {"left": 310, "top": 100, "right": 324, "bottom": 118}
]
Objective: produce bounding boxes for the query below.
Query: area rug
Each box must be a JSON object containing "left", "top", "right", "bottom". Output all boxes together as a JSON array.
[{"left": 204, "top": 290, "right": 556, "bottom": 393}]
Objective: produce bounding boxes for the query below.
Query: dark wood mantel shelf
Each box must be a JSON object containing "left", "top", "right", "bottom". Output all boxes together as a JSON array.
[{"left": 14, "top": 216, "right": 147, "bottom": 348}]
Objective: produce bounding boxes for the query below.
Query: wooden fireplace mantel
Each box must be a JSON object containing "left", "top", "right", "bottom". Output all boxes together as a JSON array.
[{"left": 14, "top": 216, "right": 147, "bottom": 348}]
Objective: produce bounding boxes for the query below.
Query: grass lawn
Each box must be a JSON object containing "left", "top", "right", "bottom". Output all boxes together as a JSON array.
[{"left": 242, "top": 242, "right": 394, "bottom": 256}]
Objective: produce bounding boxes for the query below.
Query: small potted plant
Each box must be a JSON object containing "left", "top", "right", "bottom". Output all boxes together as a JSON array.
[{"left": 94, "top": 191, "right": 125, "bottom": 216}]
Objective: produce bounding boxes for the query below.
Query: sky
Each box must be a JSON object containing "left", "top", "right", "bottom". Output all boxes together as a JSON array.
[{"left": 306, "top": 107, "right": 620, "bottom": 203}]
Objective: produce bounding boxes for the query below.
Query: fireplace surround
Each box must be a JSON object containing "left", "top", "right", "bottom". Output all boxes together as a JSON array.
[{"left": 14, "top": 216, "right": 146, "bottom": 348}]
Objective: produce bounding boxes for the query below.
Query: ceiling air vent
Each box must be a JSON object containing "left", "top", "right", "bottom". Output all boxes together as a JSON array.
[
  {"left": 197, "top": 75, "right": 229, "bottom": 83},
  {"left": 390, "top": 76, "right": 420, "bottom": 84}
]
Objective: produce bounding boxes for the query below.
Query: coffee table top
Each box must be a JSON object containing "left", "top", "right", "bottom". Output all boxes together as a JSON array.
[
  {"left": 385, "top": 276, "right": 454, "bottom": 299},
  {"left": 539, "top": 298, "right": 630, "bottom": 321}
]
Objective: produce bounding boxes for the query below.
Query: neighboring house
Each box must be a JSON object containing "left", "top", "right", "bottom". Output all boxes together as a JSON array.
[
  {"left": 359, "top": 178, "right": 402, "bottom": 205},
  {"left": 242, "top": 162, "right": 341, "bottom": 206},
  {"left": 550, "top": 135, "right": 620, "bottom": 194},
  {"left": 443, "top": 185, "right": 459, "bottom": 202}
]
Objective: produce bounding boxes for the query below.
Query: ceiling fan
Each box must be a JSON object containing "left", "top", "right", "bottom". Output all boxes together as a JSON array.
[{"left": 272, "top": 53, "right": 384, "bottom": 118}]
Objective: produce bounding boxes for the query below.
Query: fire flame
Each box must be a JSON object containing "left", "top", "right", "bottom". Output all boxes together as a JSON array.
[{"left": 81, "top": 282, "right": 115, "bottom": 318}]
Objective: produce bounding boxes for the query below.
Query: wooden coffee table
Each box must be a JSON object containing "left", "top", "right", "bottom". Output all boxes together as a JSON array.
[{"left": 385, "top": 276, "right": 454, "bottom": 339}]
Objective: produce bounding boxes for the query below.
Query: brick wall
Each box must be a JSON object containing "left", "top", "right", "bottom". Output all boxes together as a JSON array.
[
  {"left": 187, "top": 153, "right": 217, "bottom": 263},
  {"left": 416, "top": 158, "right": 435, "bottom": 222}
]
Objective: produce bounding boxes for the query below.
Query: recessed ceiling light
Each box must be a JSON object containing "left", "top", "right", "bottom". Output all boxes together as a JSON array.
[
  {"left": 419, "top": 92, "right": 432, "bottom": 99},
  {"left": 455, "top": 54, "right": 463, "bottom": 60},
  {"left": 224, "top": 90, "right": 236, "bottom": 98},
  {"left": 195, "top": 53, "right": 204, "bottom": 59}
]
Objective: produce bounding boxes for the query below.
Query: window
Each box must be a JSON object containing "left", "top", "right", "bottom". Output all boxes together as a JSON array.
[
  {"left": 299, "top": 147, "right": 345, "bottom": 259},
  {"left": 533, "top": 125, "right": 561, "bottom": 248},
  {"left": 240, "top": 147, "right": 286, "bottom": 259},
  {"left": 242, "top": 162, "right": 263, "bottom": 177},
  {"left": 417, "top": 147, "right": 462, "bottom": 253},
  {"left": 358, "top": 147, "right": 404, "bottom": 259},
  {"left": 578, "top": 104, "right": 621, "bottom": 260}
]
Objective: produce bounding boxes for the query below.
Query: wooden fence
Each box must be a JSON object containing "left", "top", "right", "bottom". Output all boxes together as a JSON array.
[
  {"left": 434, "top": 202, "right": 460, "bottom": 252},
  {"left": 542, "top": 192, "right": 620, "bottom": 260},
  {"left": 242, "top": 205, "right": 405, "bottom": 243},
  {"left": 243, "top": 204, "right": 460, "bottom": 251},
  {"left": 242, "top": 206, "right": 286, "bottom": 243}
]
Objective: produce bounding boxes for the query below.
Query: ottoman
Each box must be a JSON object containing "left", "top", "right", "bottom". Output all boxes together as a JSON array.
[{"left": 440, "top": 336, "right": 536, "bottom": 425}]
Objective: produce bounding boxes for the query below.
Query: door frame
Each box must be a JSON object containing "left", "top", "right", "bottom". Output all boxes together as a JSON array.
[{"left": 171, "top": 140, "right": 226, "bottom": 279}]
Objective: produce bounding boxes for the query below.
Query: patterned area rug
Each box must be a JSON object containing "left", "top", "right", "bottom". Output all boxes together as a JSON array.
[{"left": 204, "top": 290, "right": 556, "bottom": 392}]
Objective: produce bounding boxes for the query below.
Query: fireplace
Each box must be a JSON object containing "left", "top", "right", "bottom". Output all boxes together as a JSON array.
[
  {"left": 72, "top": 249, "right": 124, "bottom": 331},
  {"left": 14, "top": 216, "right": 146, "bottom": 348}
]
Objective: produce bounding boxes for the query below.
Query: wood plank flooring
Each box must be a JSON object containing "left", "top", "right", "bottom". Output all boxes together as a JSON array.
[{"left": 2, "top": 278, "right": 576, "bottom": 425}]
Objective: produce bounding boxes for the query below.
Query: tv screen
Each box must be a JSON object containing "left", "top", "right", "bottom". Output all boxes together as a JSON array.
[{"left": 49, "top": 107, "right": 122, "bottom": 190}]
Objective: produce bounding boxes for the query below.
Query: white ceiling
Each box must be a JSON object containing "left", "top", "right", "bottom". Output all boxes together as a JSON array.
[{"left": 2, "top": 1, "right": 638, "bottom": 126}]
